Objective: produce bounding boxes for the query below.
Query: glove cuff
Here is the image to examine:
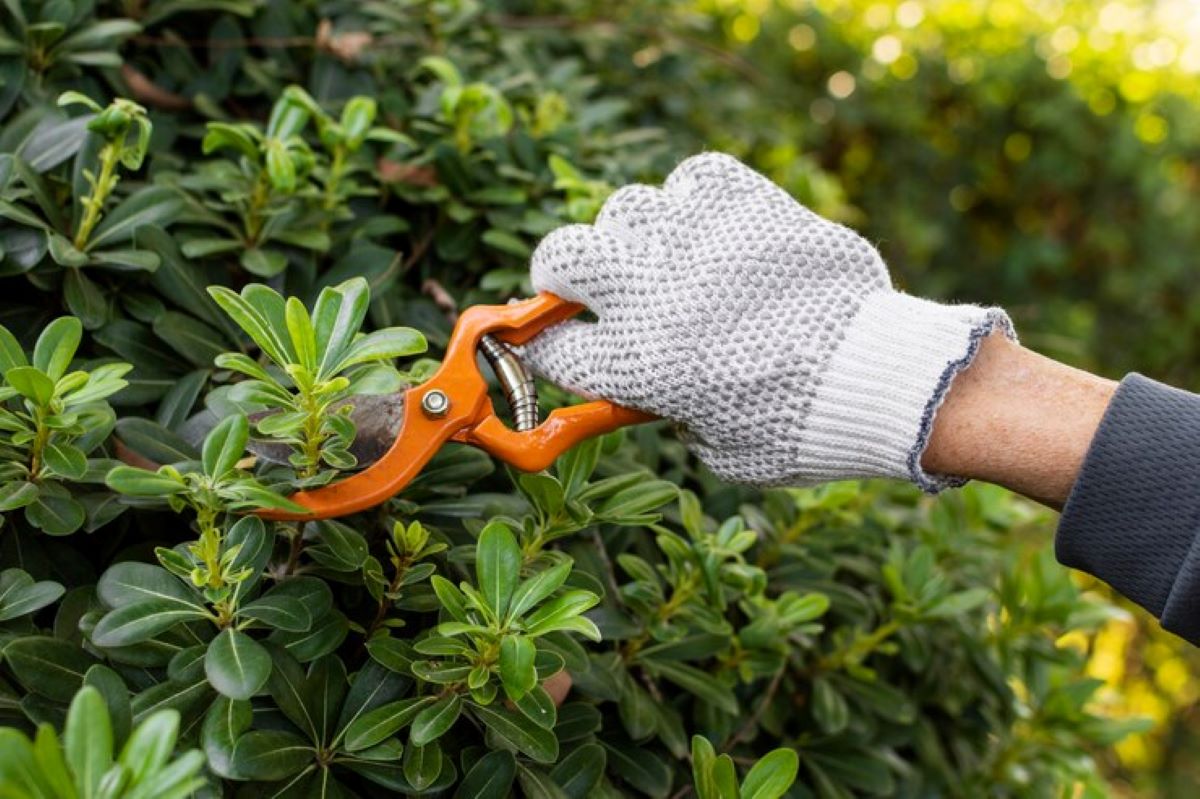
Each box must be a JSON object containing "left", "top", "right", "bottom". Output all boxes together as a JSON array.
[{"left": 793, "top": 291, "right": 1015, "bottom": 491}]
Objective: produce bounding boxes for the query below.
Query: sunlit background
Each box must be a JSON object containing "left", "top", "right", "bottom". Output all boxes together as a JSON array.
[{"left": 568, "top": 0, "right": 1200, "bottom": 795}]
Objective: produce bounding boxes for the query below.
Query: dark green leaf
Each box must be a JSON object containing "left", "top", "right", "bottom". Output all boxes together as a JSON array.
[
  {"left": 88, "top": 187, "right": 185, "bottom": 250},
  {"left": 343, "top": 696, "right": 432, "bottom": 752},
  {"left": 0, "top": 568, "right": 64, "bottom": 621},
  {"left": 205, "top": 628, "right": 271, "bottom": 699},
  {"left": 92, "top": 600, "right": 205, "bottom": 647},
  {"left": 551, "top": 742, "right": 606, "bottom": 799},
  {"left": 410, "top": 694, "right": 462, "bottom": 746},
  {"left": 403, "top": 741, "right": 443, "bottom": 791},
  {"left": 229, "top": 729, "right": 313, "bottom": 781},
  {"left": 202, "top": 696, "right": 252, "bottom": 780},
  {"left": 454, "top": 749, "right": 516, "bottom": 799},
  {"left": 472, "top": 703, "right": 559, "bottom": 764},
  {"left": 4, "top": 636, "right": 96, "bottom": 701},
  {"left": 26, "top": 490, "right": 86, "bottom": 535}
]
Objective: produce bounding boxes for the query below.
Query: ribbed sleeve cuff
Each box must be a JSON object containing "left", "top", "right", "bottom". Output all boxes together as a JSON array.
[
  {"left": 794, "top": 291, "right": 1014, "bottom": 490},
  {"left": 1057, "top": 374, "right": 1200, "bottom": 644}
]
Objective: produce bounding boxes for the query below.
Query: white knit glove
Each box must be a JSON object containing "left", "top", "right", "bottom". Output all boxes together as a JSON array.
[{"left": 520, "top": 153, "right": 1014, "bottom": 491}]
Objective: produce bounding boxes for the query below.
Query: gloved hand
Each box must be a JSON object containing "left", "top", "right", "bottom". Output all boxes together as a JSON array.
[{"left": 520, "top": 153, "right": 1014, "bottom": 490}]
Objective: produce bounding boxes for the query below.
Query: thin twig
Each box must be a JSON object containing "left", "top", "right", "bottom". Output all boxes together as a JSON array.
[
  {"left": 591, "top": 528, "right": 624, "bottom": 601},
  {"left": 722, "top": 663, "right": 786, "bottom": 752},
  {"left": 402, "top": 226, "right": 435, "bottom": 273},
  {"left": 421, "top": 277, "right": 459, "bottom": 323},
  {"left": 284, "top": 521, "right": 304, "bottom": 576}
]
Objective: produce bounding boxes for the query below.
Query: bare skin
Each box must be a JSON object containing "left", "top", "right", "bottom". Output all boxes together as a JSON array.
[{"left": 921, "top": 334, "right": 1119, "bottom": 509}]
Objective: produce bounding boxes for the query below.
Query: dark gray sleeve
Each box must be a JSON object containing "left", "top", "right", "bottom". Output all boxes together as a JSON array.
[{"left": 1057, "top": 373, "right": 1200, "bottom": 645}]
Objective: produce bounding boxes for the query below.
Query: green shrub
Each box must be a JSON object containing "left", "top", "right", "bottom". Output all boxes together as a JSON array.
[{"left": 0, "top": 2, "right": 1147, "bottom": 797}]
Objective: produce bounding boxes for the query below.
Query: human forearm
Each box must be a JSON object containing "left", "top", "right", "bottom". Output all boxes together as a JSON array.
[{"left": 921, "top": 334, "right": 1118, "bottom": 509}]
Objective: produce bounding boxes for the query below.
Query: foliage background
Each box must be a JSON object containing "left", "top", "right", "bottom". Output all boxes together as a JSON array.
[
  {"left": 0, "top": 0, "right": 1198, "bottom": 796},
  {"left": 588, "top": 1, "right": 1200, "bottom": 795}
]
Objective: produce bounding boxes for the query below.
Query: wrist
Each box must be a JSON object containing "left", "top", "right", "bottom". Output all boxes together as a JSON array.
[
  {"left": 920, "top": 334, "right": 1118, "bottom": 507},
  {"left": 786, "top": 291, "right": 1013, "bottom": 489}
]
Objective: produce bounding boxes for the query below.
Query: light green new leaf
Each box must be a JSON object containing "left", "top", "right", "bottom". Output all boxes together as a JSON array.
[
  {"left": 202, "top": 413, "right": 249, "bottom": 479},
  {"left": 105, "top": 465, "right": 186, "bottom": 497},
  {"left": 118, "top": 708, "right": 179, "bottom": 786},
  {"left": 430, "top": 576, "right": 470, "bottom": 623},
  {"left": 0, "top": 324, "right": 28, "bottom": 372},
  {"left": 476, "top": 521, "right": 521, "bottom": 618},
  {"left": 507, "top": 561, "right": 571, "bottom": 623},
  {"left": 65, "top": 686, "right": 112, "bottom": 799},
  {"left": 333, "top": 327, "right": 426, "bottom": 372},
  {"left": 740, "top": 748, "right": 799, "bottom": 799},
  {"left": 312, "top": 278, "right": 370, "bottom": 379},
  {"left": 32, "top": 317, "right": 81, "bottom": 380},
  {"left": 284, "top": 296, "right": 317, "bottom": 372},
  {"left": 522, "top": 590, "right": 600, "bottom": 637},
  {"left": 6, "top": 366, "right": 54, "bottom": 406},
  {"left": 207, "top": 286, "right": 291, "bottom": 366},
  {"left": 499, "top": 635, "right": 537, "bottom": 701}
]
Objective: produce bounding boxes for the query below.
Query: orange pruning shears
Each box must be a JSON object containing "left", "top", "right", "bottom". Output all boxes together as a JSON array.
[{"left": 256, "top": 293, "right": 654, "bottom": 521}]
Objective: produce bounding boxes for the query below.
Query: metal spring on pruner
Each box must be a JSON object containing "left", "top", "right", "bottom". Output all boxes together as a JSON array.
[{"left": 478, "top": 334, "right": 539, "bottom": 432}]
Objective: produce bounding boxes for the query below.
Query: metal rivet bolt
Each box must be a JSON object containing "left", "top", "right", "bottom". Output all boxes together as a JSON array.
[{"left": 420, "top": 389, "right": 450, "bottom": 418}]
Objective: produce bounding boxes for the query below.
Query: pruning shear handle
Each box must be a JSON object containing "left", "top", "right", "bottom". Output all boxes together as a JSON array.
[{"left": 257, "top": 293, "right": 653, "bottom": 521}]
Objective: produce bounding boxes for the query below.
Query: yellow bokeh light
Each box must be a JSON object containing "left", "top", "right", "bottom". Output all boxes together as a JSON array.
[
  {"left": 872, "top": 34, "right": 902, "bottom": 64},
  {"left": 730, "top": 13, "right": 761, "bottom": 42},
  {"left": 789, "top": 23, "right": 817, "bottom": 51},
  {"left": 827, "top": 69, "right": 857, "bottom": 97}
]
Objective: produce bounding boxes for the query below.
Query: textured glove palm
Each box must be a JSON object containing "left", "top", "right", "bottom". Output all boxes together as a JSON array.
[{"left": 521, "top": 153, "right": 1013, "bottom": 490}]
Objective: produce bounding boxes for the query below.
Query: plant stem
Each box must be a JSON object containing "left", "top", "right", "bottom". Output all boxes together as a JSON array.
[
  {"left": 322, "top": 145, "right": 346, "bottom": 215},
  {"left": 298, "top": 390, "right": 324, "bottom": 479},
  {"left": 818, "top": 619, "right": 901, "bottom": 671},
  {"left": 28, "top": 407, "right": 49, "bottom": 479},
  {"left": 363, "top": 557, "right": 409, "bottom": 642},
  {"left": 622, "top": 574, "right": 699, "bottom": 660},
  {"left": 723, "top": 663, "right": 786, "bottom": 752},
  {"left": 285, "top": 521, "right": 304, "bottom": 576},
  {"left": 244, "top": 170, "right": 271, "bottom": 244},
  {"left": 74, "top": 143, "right": 121, "bottom": 250}
]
